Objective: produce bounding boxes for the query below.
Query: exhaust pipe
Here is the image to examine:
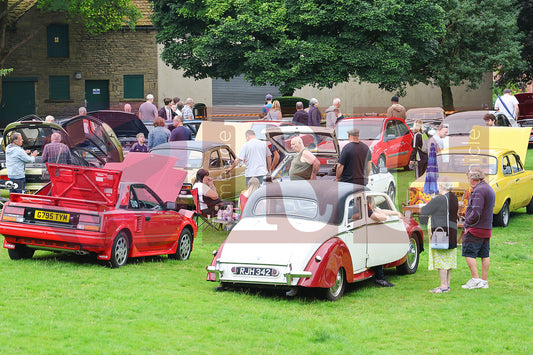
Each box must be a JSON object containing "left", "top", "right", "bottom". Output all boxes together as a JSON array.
[{"left": 75, "top": 250, "right": 88, "bottom": 255}]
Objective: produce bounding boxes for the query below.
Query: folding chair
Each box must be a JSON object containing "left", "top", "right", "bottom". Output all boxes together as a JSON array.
[{"left": 191, "top": 188, "right": 222, "bottom": 232}]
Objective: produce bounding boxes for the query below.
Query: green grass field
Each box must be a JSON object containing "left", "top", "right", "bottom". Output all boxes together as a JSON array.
[{"left": 0, "top": 152, "right": 531, "bottom": 354}]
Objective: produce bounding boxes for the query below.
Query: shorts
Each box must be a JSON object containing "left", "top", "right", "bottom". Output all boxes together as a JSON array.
[{"left": 462, "top": 232, "right": 490, "bottom": 258}]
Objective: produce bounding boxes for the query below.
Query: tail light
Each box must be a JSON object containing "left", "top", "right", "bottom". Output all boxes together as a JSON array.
[
  {"left": 78, "top": 214, "right": 101, "bottom": 232},
  {"left": 0, "top": 174, "right": 8, "bottom": 181},
  {"left": 2, "top": 206, "right": 25, "bottom": 222}
]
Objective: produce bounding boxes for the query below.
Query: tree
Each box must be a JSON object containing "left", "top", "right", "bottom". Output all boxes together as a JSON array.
[
  {"left": 409, "top": 0, "right": 524, "bottom": 109},
  {"left": 0, "top": 0, "right": 141, "bottom": 67},
  {"left": 495, "top": 0, "right": 533, "bottom": 89},
  {"left": 152, "top": 0, "right": 446, "bottom": 96}
]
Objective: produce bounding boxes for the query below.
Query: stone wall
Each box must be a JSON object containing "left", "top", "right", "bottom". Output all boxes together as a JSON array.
[{"left": 3, "top": 7, "right": 158, "bottom": 117}]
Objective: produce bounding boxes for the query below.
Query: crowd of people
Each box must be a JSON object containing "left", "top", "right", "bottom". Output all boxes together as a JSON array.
[{"left": 6, "top": 91, "right": 504, "bottom": 292}]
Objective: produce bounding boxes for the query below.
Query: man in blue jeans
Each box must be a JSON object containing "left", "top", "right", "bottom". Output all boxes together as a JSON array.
[
  {"left": 6, "top": 132, "right": 38, "bottom": 194},
  {"left": 462, "top": 167, "right": 495, "bottom": 289}
]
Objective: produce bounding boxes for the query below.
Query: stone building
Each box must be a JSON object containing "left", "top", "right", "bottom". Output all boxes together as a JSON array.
[{"left": 0, "top": 0, "right": 156, "bottom": 126}]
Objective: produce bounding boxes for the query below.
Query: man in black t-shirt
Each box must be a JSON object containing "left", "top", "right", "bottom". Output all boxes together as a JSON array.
[{"left": 336, "top": 128, "right": 372, "bottom": 185}]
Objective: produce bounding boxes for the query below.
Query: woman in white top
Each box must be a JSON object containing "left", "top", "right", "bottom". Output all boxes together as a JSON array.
[{"left": 192, "top": 169, "right": 222, "bottom": 215}]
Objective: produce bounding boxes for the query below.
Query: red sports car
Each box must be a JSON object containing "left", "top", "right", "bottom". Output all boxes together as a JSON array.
[
  {"left": 0, "top": 153, "right": 197, "bottom": 267},
  {"left": 335, "top": 117, "right": 414, "bottom": 170}
]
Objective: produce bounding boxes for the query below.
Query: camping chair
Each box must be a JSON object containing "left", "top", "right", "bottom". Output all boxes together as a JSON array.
[{"left": 191, "top": 188, "right": 222, "bottom": 232}]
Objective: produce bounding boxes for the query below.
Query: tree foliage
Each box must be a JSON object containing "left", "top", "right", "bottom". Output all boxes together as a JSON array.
[
  {"left": 496, "top": 0, "right": 533, "bottom": 88},
  {"left": 0, "top": 0, "right": 141, "bottom": 66},
  {"left": 413, "top": 0, "right": 524, "bottom": 109},
  {"left": 152, "top": 0, "right": 446, "bottom": 95}
]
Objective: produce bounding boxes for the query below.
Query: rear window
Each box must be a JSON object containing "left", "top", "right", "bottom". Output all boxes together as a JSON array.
[
  {"left": 151, "top": 148, "right": 203, "bottom": 169},
  {"left": 252, "top": 197, "right": 317, "bottom": 219},
  {"left": 336, "top": 122, "right": 382, "bottom": 140}
]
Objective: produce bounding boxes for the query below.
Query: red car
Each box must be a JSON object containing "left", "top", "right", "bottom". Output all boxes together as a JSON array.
[
  {"left": 0, "top": 153, "right": 197, "bottom": 268},
  {"left": 335, "top": 117, "right": 413, "bottom": 170}
]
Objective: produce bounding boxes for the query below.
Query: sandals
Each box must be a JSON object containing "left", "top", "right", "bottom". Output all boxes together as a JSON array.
[{"left": 429, "top": 287, "right": 450, "bottom": 293}]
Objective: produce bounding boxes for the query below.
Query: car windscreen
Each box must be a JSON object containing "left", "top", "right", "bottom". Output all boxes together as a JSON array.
[
  {"left": 270, "top": 132, "right": 337, "bottom": 155},
  {"left": 151, "top": 148, "right": 203, "bottom": 169},
  {"left": 336, "top": 122, "right": 382, "bottom": 140},
  {"left": 5, "top": 126, "right": 67, "bottom": 151},
  {"left": 252, "top": 197, "right": 318, "bottom": 219},
  {"left": 438, "top": 153, "right": 497, "bottom": 175}
]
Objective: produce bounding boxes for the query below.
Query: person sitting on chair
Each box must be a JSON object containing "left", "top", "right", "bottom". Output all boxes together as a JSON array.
[
  {"left": 239, "top": 177, "right": 260, "bottom": 213},
  {"left": 192, "top": 169, "right": 223, "bottom": 217}
]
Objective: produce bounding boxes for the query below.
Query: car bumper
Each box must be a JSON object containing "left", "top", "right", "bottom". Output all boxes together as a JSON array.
[
  {"left": 207, "top": 261, "right": 312, "bottom": 286},
  {"left": 1, "top": 222, "right": 108, "bottom": 254}
]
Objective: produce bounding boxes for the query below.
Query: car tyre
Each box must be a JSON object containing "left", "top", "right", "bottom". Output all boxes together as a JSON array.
[
  {"left": 494, "top": 200, "right": 510, "bottom": 227},
  {"left": 397, "top": 234, "right": 419, "bottom": 275},
  {"left": 377, "top": 155, "right": 386, "bottom": 169},
  {"left": 110, "top": 231, "right": 129, "bottom": 268},
  {"left": 169, "top": 229, "right": 193, "bottom": 260},
  {"left": 7, "top": 244, "right": 35, "bottom": 260},
  {"left": 526, "top": 196, "right": 533, "bottom": 214},
  {"left": 387, "top": 183, "right": 396, "bottom": 203},
  {"left": 323, "top": 267, "right": 346, "bottom": 301}
]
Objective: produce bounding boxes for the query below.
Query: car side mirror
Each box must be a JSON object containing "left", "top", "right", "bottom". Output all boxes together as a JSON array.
[{"left": 164, "top": 201, "right": 177, "bottom": 210}]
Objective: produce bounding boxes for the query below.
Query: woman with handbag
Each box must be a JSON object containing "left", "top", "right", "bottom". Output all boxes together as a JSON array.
[{"left": 420, "top": 179, "right": 458, "bottom": 293}]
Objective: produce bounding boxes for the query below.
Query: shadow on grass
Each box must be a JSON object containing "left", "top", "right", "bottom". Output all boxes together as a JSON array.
[
  {"left": 29, "top": 250, "right": 176, "bottom": 268},
  {"left": 210, "top": 276, "right": 387, "bottom": 302}
]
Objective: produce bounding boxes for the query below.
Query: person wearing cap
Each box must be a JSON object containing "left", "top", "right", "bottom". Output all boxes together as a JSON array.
[
  {"left": 461, "top": 167, "right": 495, "bottom": 290},
  {"left": 292, "top": 101, "right": 309, "bottom": 125},
  {"left": 262, "top": 94, "right": 273, "bottom": 115},
  {"left": 386, "top": 95, "right": 406, "bottom": 119},
  {"left": 336, "top": 128, "right": 372, "bottom": 186},
  {"left": 308, "top": 98, "right": 322, "bottom": 126},
  {"left": 138, "top": 94, "right": 158, "bottom": 122}
]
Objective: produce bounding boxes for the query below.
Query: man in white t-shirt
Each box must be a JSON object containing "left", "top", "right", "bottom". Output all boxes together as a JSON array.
[
  {"left": 226, "top": 130, "right": 272, "bottom": 184},
  {"left": 494, "top": 89, "right": 519, "bottom": 120}
]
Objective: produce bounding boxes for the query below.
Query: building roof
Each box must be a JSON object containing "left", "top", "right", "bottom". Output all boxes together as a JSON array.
[
  {"left": 132, "top": 0, "right": 153, "bottom": 27},
  {"left": 7, "top": 0, "right": 38, "bottom": 25},
  {"left": 6, "top": 0, "right": 153, "bottom": 27}
]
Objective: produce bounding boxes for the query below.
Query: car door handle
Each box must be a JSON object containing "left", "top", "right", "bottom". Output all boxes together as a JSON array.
[{"left": 145, "top": 216, "right": 151, "bottom": 221}]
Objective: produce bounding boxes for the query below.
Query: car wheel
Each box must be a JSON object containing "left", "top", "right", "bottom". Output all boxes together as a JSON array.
[
  {"left": 323, "top": 267, "right": 346, "bottom": 301},
  {"left": 494, "top": 200, "right": 510, "bottom": 227},
  {"left": 110, "top": 231, "right": 129, "bottom": 268},
  {"left": 377, "top": 155, "right": 386, "bottom": 169},
  {"left": 397, "top": 234, "right": 419, "bottom": 275},
  {"left": 387, "top": 183, "right": 396, "bottom": 203},
  {"left": 526, "top": 196, "right": 533, "bottom": 214},
  {"left": 7, "top": 244, "right": 35, "bottom": 260},
  {"left": 169, "top": 229, "right": 193, "bottom": 260}
]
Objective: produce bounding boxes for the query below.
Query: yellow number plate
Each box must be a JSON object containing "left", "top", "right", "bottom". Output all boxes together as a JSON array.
[{"left": 35, "top": 210, "right": 70, "bottom": 223}]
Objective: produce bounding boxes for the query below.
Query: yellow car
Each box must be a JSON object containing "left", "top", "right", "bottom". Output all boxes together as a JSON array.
[{"left": 408, "top": 126, "right": 533, "bottom": 227}]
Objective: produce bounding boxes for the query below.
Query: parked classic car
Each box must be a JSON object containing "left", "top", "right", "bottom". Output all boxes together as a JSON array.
[
  {"left": 150, "top": 141, "right": 247, "bottom": 206},
  {"left": 515, "top": 93, "right": 533, "bottom": 146},
  {"left": 0, "top": 154, "right": 197, "bottom": 267},
  {"left": 265, "top": 125, "right": 397, "bottom": 201},
  {"left": 407, "top": 126, "right": 533, "bottom": 227},
  {"left": 0, "top": 116, "right": 123, "bottom": 195},
  {"left": 88, "top": 110, "right": 149, "bottom": 152},
  {"left": 207, "top": 181, "right": 423, "bottom": 300},
  {"left": 334, "top": 117, "right": 414, "bottom": 170},
  {"left": 405, "top": 107, "right": 445, "bottom": 137}
]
